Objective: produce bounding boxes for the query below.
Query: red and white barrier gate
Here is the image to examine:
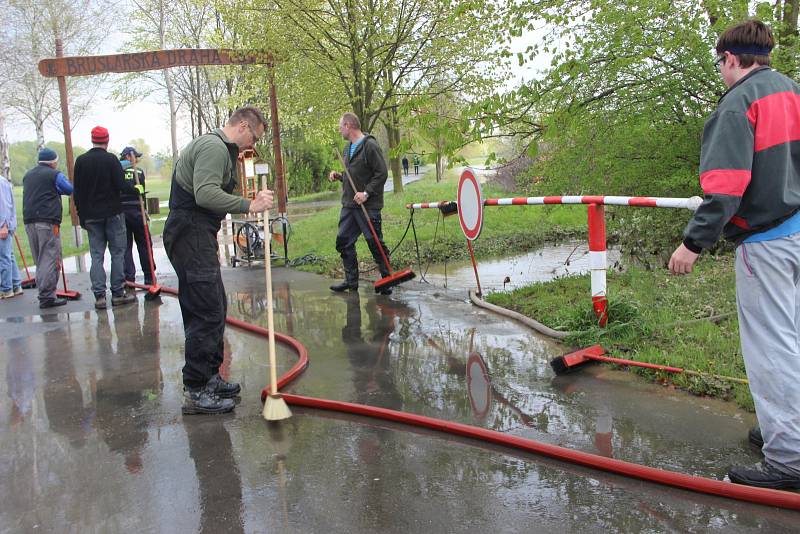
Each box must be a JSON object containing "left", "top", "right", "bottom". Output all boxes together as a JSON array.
[{"left": 407, "top": 170, "right": 703, "bottom": 326}]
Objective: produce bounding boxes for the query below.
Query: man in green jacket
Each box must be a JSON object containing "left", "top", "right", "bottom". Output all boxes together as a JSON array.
[{"left": 164, "top": 107, "right": 273, "bottom": 415}]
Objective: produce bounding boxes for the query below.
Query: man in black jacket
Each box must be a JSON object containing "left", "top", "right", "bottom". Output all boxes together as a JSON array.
[
  {"left": 327, "top": 112, "right": 391, "bottom": 294},
  {"left": 74, "top": 126, "right": 140, "bottom": 310}
]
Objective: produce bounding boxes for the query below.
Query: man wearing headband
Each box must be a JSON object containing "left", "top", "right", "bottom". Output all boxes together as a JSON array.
[{"left": 669, "top": 20, "right": 800, "bottom": 489}]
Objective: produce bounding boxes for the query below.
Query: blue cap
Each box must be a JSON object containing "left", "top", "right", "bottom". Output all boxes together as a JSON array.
[
  {"left": 38, "top": 148, "right": 58, "bottom": 163},
  {"left": 120, "top": 146, "right": 143, "bottom": 159}
]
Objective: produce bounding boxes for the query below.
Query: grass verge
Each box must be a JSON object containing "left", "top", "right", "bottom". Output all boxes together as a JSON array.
[{"left": 485, "top": 254, "right": 754, "bottom": 410}]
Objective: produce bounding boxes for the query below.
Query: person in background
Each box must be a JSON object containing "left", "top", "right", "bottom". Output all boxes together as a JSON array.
[
  {"left": 119, "top": 146, "right": 155, "bottom": 286},
  {"left": 74, "top": 126, "right": 141, "bottom": 310},
  {"left": 21, "top": 148, "right": 73, "bottom": 308},
  {"left": 0, "top": 172, "right": 23, "bottom": 299}
]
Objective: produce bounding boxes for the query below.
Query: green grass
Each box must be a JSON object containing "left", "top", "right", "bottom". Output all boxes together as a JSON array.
[
  {"left": 485, "top": 254, "right": 754, "bottom": 410},
  {"left": 285, "top": 166, "right": 586, "bottom": 274}
]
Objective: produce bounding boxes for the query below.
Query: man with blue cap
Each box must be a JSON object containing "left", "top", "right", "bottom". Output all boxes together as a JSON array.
[
  {"left": 21, "top": 147, "right": 74, "bottom": 308},
  {"left": 119, "top": 146, "right": 155, "bottom": 286}
]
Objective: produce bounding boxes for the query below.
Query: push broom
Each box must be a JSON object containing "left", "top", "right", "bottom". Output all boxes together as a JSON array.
[
  {"left": 550, "top": 344, "right": 748, "bottom": 384},
  {"left": 131, "top": 162, "right": 161, "bottom": 301},
  {"left": 56, "top": 258, "right": 81, "bottom": 300},
  {"left": 13, "top": 233, "right": 36, "bottom": 289},
  {"left": 261, "top": 208, "right": 292, "bottom": 421},
  {"left": 335, "top": 151, "right": 415, "bottom": 293}
]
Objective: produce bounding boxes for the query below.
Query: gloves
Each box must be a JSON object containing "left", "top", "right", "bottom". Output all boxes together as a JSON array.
[{"left": 134, "top": 184, "right": 145, "bottom": 195}]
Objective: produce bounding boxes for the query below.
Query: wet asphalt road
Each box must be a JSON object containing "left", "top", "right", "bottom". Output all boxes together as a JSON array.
[{"left": 0, "top": 264, "right": 797, "bottom": 533}]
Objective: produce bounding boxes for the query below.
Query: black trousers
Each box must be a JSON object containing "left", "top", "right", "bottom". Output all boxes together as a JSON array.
[
  {"left": 163, "top": 209, "right": 226, "bottom": 389},
  {"left": 123, "top": 206, "right": 155, "bottom": 283},
  {"left": 335, "top": 207, "right": 390, "bottom": 283}
]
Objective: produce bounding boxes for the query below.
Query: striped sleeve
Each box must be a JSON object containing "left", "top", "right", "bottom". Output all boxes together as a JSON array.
[{"left": 683, "top": 110, "right": 754, "bottom": 251}]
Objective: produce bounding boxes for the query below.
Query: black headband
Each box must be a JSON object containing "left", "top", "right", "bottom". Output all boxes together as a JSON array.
[{"left": 722, "top": 45, "right": 772, "bottom": 56}]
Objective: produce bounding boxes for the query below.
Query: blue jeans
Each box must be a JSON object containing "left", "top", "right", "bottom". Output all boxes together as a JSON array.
[
  {"left": 84, "top": 213, "right": 127, "bottom": 297},
  {"left": 0, "top": 231, "right": 22, "bottom": 292}
]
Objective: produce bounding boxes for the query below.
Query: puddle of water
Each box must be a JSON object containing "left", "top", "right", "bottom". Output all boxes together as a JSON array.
[{"left": 420, "top": 242, "right": 621, "bottom": 292}]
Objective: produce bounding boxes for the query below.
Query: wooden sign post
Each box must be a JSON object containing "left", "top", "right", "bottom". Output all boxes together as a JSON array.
[{"left": 38, "top": 47, "right": 285, "bottom": 249}]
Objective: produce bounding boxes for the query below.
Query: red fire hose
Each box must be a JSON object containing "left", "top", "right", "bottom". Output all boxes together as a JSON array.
[{"left": 144, "top": 282, "right": 800, "bottom": 510}]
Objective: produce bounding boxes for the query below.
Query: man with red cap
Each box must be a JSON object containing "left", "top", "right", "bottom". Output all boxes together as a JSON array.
[{"left": 74, "top": 126, "right": 142, "bottom": 310}]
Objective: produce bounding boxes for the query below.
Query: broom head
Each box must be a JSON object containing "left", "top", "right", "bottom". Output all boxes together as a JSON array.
[
  {"left": 550, "top": 344, "right": 606, "bottom": 375},
  {"left": 57, "top": 289, "right": 82, "bottom": 301},
  {"left": 263, "top": 393, "right": 292, "bottom": 421},
  {"left": 374, "top": 268, "right": 415, "bottom": 292},
  {"left": 21, "top": 278, "right": 36, "bottom": 289}
]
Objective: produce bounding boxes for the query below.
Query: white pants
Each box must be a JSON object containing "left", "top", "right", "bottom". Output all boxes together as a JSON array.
[{"left": 736, "top": 233, "right": 800, "bottom": 475}]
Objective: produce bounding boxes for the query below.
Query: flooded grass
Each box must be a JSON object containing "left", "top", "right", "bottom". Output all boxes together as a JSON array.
[{"left": 486, "top": 254, "right": 754, "bottom": 410}]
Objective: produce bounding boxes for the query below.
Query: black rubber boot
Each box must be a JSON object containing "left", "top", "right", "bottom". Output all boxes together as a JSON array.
[
  {"left": 207, "top": 373, "right": 241, "bottom": 398},
  {"left": 182, "top": 387, "right": 235, "bottom": 415},
  {"left": 331, "top": 267, "right": 358, "bottom": 292}
]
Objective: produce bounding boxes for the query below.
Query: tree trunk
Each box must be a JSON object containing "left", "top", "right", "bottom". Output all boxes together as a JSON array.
[
  {"left": 158, "top": 0, "right": 179, "bottom": 160},
  {"left": 435, "top": 153, "right": 443, "bottom": 183},
  {"left": 0, "top": 111, "right": 10, "bottom": 180},
  {"left": 384, "top": 108, "right": 404, "bottom": 193}
]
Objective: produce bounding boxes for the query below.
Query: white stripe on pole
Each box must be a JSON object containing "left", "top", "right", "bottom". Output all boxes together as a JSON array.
[
  {"left": 591, "top": 270, "right": 607, "bottom": 296},
  {"left": 589, "top": 250, "right": 607, "bottom": 270}
]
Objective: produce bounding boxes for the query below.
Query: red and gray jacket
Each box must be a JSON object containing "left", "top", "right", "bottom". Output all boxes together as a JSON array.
[{"left": 683, "top": 67, "right": 800, "bottom": 251}]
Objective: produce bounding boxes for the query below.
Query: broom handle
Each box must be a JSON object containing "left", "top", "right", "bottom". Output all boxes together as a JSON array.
[
  {"left": 263, "top": 209, "right": 279, "bottom": 395},
  {"left": 335, "top": 151, "right": 394, "bottom": 275},
  {"left": 13, "top": 233, "right": 32, "bottom": 279},
  {"left": 131, "top": 163, "right": 158, "bottom": 285}
]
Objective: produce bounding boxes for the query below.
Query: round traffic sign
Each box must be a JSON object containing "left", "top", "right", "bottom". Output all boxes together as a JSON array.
[{"left": 457, "top": 169, "right": 484, "bottom": 241}]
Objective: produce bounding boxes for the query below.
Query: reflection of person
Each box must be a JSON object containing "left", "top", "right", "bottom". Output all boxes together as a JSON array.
[
  {"left": 22, "top": 148, "right": 74, "bottom": 308},
  {"left": 74, "top": 126, "right": 139, "bottom": 310},
  {"left": 119, "top": 146, "right": 155, "bottom": 286},
  {"left": 0, "top": 173, "right": 23, "bottom": 299},
  {"left": 94, "top": 304, "right": 162, "bottom": 474},
  {"left": 328, "top": 112, "right": 391, "bottom": 294},
  {"left": 185, "top": 419, "right": 245, "bottom": 533},
  {"left": 5, "top": 318, "right": 35, "bottom": 426},
  {"left": 668, "top": 20, "right": 800, "bottom": 489},
  {"left": 401, "top": 156, "right": 409, "bottom": 176},
  {"left": 163, "top": 107, "right": 274, "bottom": 415}
]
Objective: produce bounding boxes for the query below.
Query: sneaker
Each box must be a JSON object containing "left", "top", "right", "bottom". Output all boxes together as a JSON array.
[
  {"left": 728, "top": 461, "right": 800, "bottom": 489},
  {"left": 12, "top": 286, "right": 23, "bottom": 297},
  {"left": 207, "top": 373, "right": 241, "bottom": 398},
  {"left": 95, "top": 295, "right": 107, "bottom": 310},
  {"left": 749, "top": 425, "right": 764, "bottom": 449},
  {"left": 111, "top": 291, "right": 136, "bottom": 306},
  {"left": 40, "top": 298, "right": 67, "bottom": 309},
  {"left": 330, "top": 281, "right": 358, "bottom": 292},
  {"left": 182, "top": 387, "right": 235, "bottom": 415},
  {"left": 0, "top": 290, "right": 13, "bottom": 299}
]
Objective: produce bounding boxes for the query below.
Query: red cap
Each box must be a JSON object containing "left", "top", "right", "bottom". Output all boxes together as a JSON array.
[{"left": 91, "top": 126, "right": 109, "bottom": 144}]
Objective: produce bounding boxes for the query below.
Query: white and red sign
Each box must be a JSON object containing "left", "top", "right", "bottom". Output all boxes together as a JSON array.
[{"left": 457, "top": 169, "right": 484, "bottom": 241}]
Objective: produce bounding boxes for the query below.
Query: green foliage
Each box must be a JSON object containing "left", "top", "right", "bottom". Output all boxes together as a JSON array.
[{"left": 8, "top": 141, "right": 87, "bottom": 184}]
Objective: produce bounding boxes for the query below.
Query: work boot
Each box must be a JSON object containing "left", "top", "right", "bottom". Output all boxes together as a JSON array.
[
  {"left": 12, "top": 286, "right": 23, "bottom": 297},
  {"left": 728, "top": 461, "right": 800, "bottom": 489},
  {"left": 111, "top": 290, "right": 136, "bottom": 306},
  {"left": 749, "top": 425, "right": 764, "bottom": 449},
  {"left": 207, "top": 373, "right": 241, "bottom": 398},
  {"left": 375, "top": 285, "right": 393, "bottom": 295},
  {"left": 0, "top": 290, "right": 13, "bottom": 299},
  {"left": 330, "top": 280, "right": 358, "bottom": 292},
  {"left": 182, "top": 387, "right": 235, "bottom": 415},
  {"left": 95, "top": 294, "right": 107, "bottom": 310},
  {"left": 39, "top": 298, "right": 67, "bottom": 309}
]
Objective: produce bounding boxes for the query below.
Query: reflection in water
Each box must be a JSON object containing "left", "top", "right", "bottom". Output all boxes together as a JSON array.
[
  {"left": 43, "top": 313, "right": 94, "bottom": 449},
  {"left": 6, "top": 317, "right": 35, "bottom": 426},
  {"left": 95, "top": 305, "right": 162, "bottom": 474},
  {"left": 185, "top": 419, "right": 244, "bottom": 534}
]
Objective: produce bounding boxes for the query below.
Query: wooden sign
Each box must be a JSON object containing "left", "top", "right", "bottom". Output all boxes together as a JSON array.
[{"left": 39, "top": 49, "right": 269, "bottom": 78}]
